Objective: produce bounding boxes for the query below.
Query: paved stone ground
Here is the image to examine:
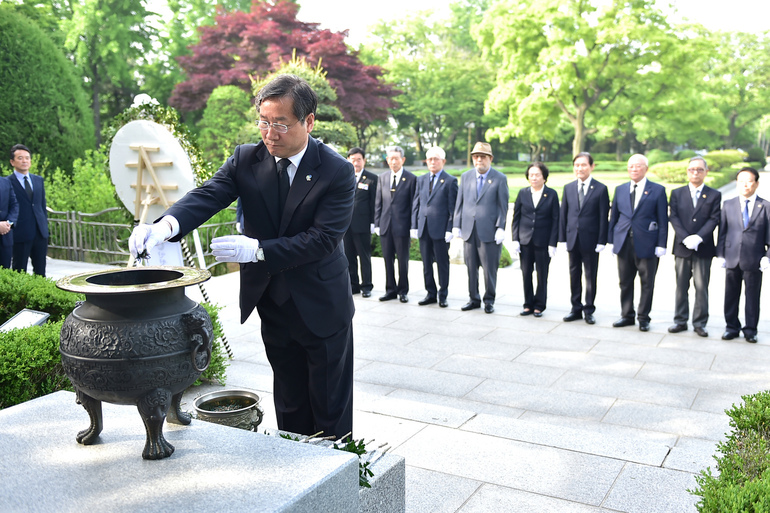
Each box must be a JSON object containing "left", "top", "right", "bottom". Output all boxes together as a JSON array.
[{"left": 45, "top": 170, "right": 770, "bottom": 512}]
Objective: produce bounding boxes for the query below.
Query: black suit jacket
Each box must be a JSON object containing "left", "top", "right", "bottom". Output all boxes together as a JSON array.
[
  {"left": 349, "top": 169, "right": 377, "bottom": 234},
  {"left": 374, "top": 169, "right": 417, "bottom": 237},
  {"left": 559, "top": 178, "right": 609, "bottom": 252},
  {"left": 9, "top": 173, "right": 48, "bottom": 243},
  {"left": 412, "top": 170, "right": 458, "bottom": 239},
  {"left": 669, "top": 185, "right": 720, "bottom": 259},
  {"left": 165, "top": 137, "right": 356, "bottom": 338},
  {"left": 512, "top": 185, "right": 559, "bottom": 247},
  {"left": 717, "top": 196, "right": 770, "bottom": 269},
  {"left": 1, "top": 177, "right": 19, "bottom": 248}
]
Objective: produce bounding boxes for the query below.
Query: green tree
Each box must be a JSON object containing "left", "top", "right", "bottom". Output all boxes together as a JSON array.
[
  {"left": 198, "top": 85, "right": 253, "bottom": 164},
  {"left": 0, "top": 6, "right": 94, "bottom": 173}
]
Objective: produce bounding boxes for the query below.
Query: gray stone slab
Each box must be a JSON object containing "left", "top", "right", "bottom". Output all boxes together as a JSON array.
[
  {"left": 690, "top": 389, "right": 743, "bottom": 415},
  {"left": 636, "top": 362, "right": 770, "bottom": 395},
  {"left": 711, "top": 353, "right": 770, "bottom": 373},
  {"left": 405, "top": 333, "right": 530, "bottom": 361},
  {"left": 664, "top": 437, "right": 719, "bottom": 474},
  {"left": 513, "top": 348, "right": 644, "bottom": 377},
  {"left": 0, "top": 392, "right": 358, "bottom": 513},
  {"left": 354, "top": 362, "right": 485, "bottom": 397},
  {"left": 481, "top": 329, "right": 600, "bottom": 351},
  {"left": 353, "top": 411, "right": 428, "bottom": 449},
  {"left": 589, "top": 340, "right": 715, "bottom": 369},
  {"left": 433, "top": 354, "right": 566, "bottom": 387},
  {"left": 519, "top": 411, "right": 678, "bottom": 445},
  {"left": 458, "top": 484, "right": 604, "bottom": 512},
  {"left": 550, "top": 323, "right": 664, "bottom": 346},
  {"left": 354, "top": 323, "right": 425, "bottom": 345},
  {"left": 354, "top": 382, "right": 397, "bottom": 397},
  {"left": 353, "top": 311, "right": 412, "bottom": 329},
  {"left": 660, "top": 336, "right": 770, "bottom": 361},
  {"left": 552, "top": 370, "right": 699, "bottom": 408},
  {"left": 387, "top": 389, "right": 526, "bottom": 419},
  {"left": 453, "top": 311, "right": 559, "bottom": 332},
  {"left": 405, "top": 467, "right": 481, "bottom": 513},
  {"left": 386, "top": 316, "right": 496, "bottom": 339},
  {"left": 356, "top": 392, "right": 476, "bottom": 428},
  {"left": 355, "top": 340, "right": 450, "bottom": 368},
  {"left": 602, "top": 463, "right": 699, "bottom": 513},
  {"left": 359, "top": 452, "right": 405, "bottom": 513},
  {"left": 462, "top": 413, "right": 670, "bottom": 466},
  {"left": 465, "top": 379, "right": 615, "bottom": 419},
  {"left": 395, "top": 425, "right": 624, "bottom": 506},
  {"left": 602, "top": 399, "right": 731, "bottom": 440}
]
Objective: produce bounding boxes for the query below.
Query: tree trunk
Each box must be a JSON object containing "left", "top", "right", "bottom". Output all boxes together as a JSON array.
[{"left": 92, "top": 63, "right": 101, "bottom": 147}]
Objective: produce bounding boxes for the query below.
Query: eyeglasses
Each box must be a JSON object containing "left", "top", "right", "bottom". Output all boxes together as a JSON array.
[
  {"left": 256, "top": 119, "right": 300, "bottom": 134},
  {"left": 687, "top": 167, "right": 706, "bottom": 173}
]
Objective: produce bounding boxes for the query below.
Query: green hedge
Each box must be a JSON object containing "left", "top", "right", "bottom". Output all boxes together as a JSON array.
[
  {"left": 0, "top": 269, "right": 83, "bottom": 325},
  {"left": 705, "top": 150, "right": 748, "bottom": 170}
]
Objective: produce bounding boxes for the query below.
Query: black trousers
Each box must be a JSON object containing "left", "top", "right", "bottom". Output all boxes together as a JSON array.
[
  {"left": 380, "top": 230, "right": 410, "bottom": 296},
  {"left": 568, "top": 241, "right": 600, "bottom": 315},
  {"left": 724, "top": 265, "right": 763, "bottom": 337},
  {"left": 419, "top": 235, "right": 450, "bottom": 300},
  {"left": 257, "top": 294, "right": 354, "bottom": 440},
  {"left": 343, "top": 230, "right": 373, "bottom": 293},
  {"left": 0, "top": 244, "right": 11, "bottom": 268},
  {"left": 12, "top": 234, "right": 47, "bottom": 276},
  {"left": 520, "top": 243, "right": 550, "bottom": 311},
  {"left": 617, "top": 234, "right": 658, "bottom": 322}
]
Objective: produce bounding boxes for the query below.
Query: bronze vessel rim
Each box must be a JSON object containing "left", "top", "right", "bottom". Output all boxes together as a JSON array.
[{"left": 56, "top": 266, "right": 211, "bottom": 295}]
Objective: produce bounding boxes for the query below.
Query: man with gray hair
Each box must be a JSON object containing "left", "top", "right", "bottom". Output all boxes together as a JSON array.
[
  {"left": 411, "top": 146, "right": 458, "bottom": 307},
  {"left": 375, "top": 145, "right": 417, "bottom": 302},
  {"left": 667, "top": 157, "right": 721, "bottom": 337}
]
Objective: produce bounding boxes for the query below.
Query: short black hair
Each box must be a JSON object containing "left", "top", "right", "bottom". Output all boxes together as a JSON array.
[
  {"left": 10, "top": 144, "right": 30, "bottom": 160},
  {"left": 737, "top": 166, "right": 759, "bottom": 182},
  {"left": 572, "top": 152, "right": 593, "bottom": 165},
  {"left": 526, "top": 161, "right": 550, "bottom": 182},
  {"left": 256, "top": 74, "right": 317, "bottom": 123},
  {"left": 348, "top": 147, "right": 365, "bottom": 158}
]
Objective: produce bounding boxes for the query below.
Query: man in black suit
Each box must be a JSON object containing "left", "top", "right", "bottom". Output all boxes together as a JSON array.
[
  {"left": 8, "top": 144, "right": 48, "bottom": 276},
  {"left": 0, "top": 175, "right": 19, "bottom": 268},
  {"left": 374, "top": 145, "right": 416, "bottom": 303},
  {"left": 559, "top": 152, "right": 609, "bottom": 325},
  {"left": 608, "top": 154, "right": 668, "bottom": 332},
  {"left": 512, "top": 162, "right": 559, "bottom": 317},
  {"left": 130, "top": 75, "right": 356, "bottom": 439},
  {"left": 716, "top": 167, "right": 770, "bottom": 343},
  {"left": 668, "top": 157, "right": 721, "bottom": 337},
  {"left": 411, "top": 146, "right": 458, "bottom": 308},
  {"left": 343, "top": 147, "right": 377, "bottom": 298}
]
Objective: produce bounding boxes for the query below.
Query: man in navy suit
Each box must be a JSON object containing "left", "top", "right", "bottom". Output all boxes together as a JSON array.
[
  {"left": 716, "top": 167, "right": 770, "bottom": 343},
  {"left": 411, "top": 146, "right": 458, "bottom": 308},
  {"left": 374, "top": 145, "right": 416, "bottom": 303},
  {"left": 608, "top": 154, "right": 668, "bottom": 331},
  {"left": 668, "top": 157, "right": 721, "bottom": 337},
  {"left": 343, "top": 147, "right": 377, "bottom": 297},
  {"left": 559, "top": 152, "right": 609, "bottom": 325},
  {"left": 130, "top": 75, "right": 356, "bottom": 439},
  {"left": 0, "top": 174, "right": 19, "bottom": 268},
  {"left": 8, "top": 144, "right": 48, "bottom": 276}
]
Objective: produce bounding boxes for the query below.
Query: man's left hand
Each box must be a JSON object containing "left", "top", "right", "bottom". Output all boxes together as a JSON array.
[
  {"left": 761, "top": 257, "right": 770, "bottom": 272},
  {"left": 410, "top": 229, "right": 418, "bottom": 239},
  {"left": 444, "top": 231, "right": 453, "bottom": 243},
  {"left": 0, "top": 221, "right": 10, "bottom": 235},
  {"left": 494, "top": 228, "right": 505, "bottom": 245},
  {"left": 211, "top": 235, "right": 260, "bottom": 263},
  {"left": 548, "top": 246, "right": 557, "bottom": 258},
  {"left": 655, "top": 247, "right": 666, "bottom": 258}
]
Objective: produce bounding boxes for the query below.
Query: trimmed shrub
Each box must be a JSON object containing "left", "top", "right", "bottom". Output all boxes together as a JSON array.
[
  {"left": 0, "top": 269, "right": 83, "bottom": 325},
  {"left": 675, "top": 149, "right": 698, "bottom": 161},
  {"left": 198, "top": 302, "right": 229, "bottom": 385},
  {"left": 646, "top": 149, "right": 675, "bottom": 166},
  {"left": 705, "top": 150, "right": 748, "bottom": 170},
  {"left": 198, "top": 85, "right": 253, "bottom": 165},
  {"left": 650, "top": 160, "right": 689, "bottom": 183},
  {"left": 745, "top": 147, "right": 767, "bottom": 165}
]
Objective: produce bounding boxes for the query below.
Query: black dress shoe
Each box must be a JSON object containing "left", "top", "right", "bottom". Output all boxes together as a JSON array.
[
  {"left": 484, "top": 304, "right": 494, "bottom": 314},
  {"left": 520, "top": 309, "right": 533, "bottom": 316},
  {"left": 379, "top": 294, "right": 396, "bottom": 301},
  {"left": 639, "top": 321, "right": 650, "bottom": 332},
  {"left": 722, "top": 331, "right": 739, "bottom": 340},
  {"left": 745, "top": 335, "right": 758, "bottom": 343},
  {"left": 399, "top": 294, "right": 408, "bottom": 303},
  {"left": 694, "top": 326, "right": 708, "bottom": 337},
  {"left": 613, "top": 317, "right": 635, "bottom": 328},
  {"left": 584, "top": 314, "right": 596, "bottom": 325},
  {"left": 563, "top": 312, "right": 582, "bottom": 322},
  {"left": 439, "top": 299, "right": 448, "bottom": 308},
  {"left": 361, "top": 291, "right": 372, "bottom": 298},
  {"left": 668, "top": 324, "right": 687, "bottom": 333},
  {"left": 461, "top": 302, "right": 481, "bottom": 311},
  {"left": 533, "top": 311, "right": 543, "bottom": 318},
  {"left": 418, "top": 296, "right": 437, "bottom": 306}
]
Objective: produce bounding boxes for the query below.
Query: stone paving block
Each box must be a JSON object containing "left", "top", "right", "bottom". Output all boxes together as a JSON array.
[
  {"left": 664, "top": 437, "right": 719, "bottom": 474},
  {"left": 355, "top": 362, "right": 485, "bottom": 397},
  {"left": 519, "top": 411, "right": 678, "bottom": 445},
  {"left": 602, "top": 399, "right": 731, "bottom": 440},
  {"left": 354, "top": 311, "right": 412, "bottom": 329},
  {"left": 433, "top": 354, "right": 566, "bottom": 387},
  {"left": 589, "top": 340, "right": 715, "bottom": 369},
  {"left": 462, "top": 413, "right": 670, "bottom": 466},
  {"left": 405, "top": 467, "right": 482, "bottom": 513},
  {"left": 690, "top": 389, "right": 743, "bottom": 415},
  {"left": 551, "top": 323, "right": 664, "bottom": 346},
  {"left": 711, "top": 353, "right": 770, "bottom": 373},
  {"left": 602, "top": 463, "right": 699, "bottom": 513},
  {"left": 465, "top": 379, "right": 615, "bottom": 419},
  {"left": 389, "top": 316, "right": 496, "bottom": 339},
  {"left": 356, "top": 392, "right": 476, "bottom": 428},
  {"left": 353, "top": 323, "right": 426, "bottom": 345},
  {"left": 636, "top": 362, "right": 770, "bottom": 395},
  {"left": 513, "top": 348, "right": 644, "bottom": 377},
  {"left": 481, "top": 328, "right": 600, "bottom": 351},
  {"left": 395, "top": 425, "right": 624, "bottom": 506},
  {"left": 353, "top": 411, "right": 428, "bottom": 449},
  {"left": 355, "top": 340, "right": 450, "bottom": 368},
  {"left": 387, "top": 389, "right": 526, "bottom": 419},
  {"left": 405, "top": 333, "right": 529, "bottom": 361},
  {"left": 355, "top": 382, "right": 397, "bottom": 397},
  {"left": 453, "top": 312, "right": 559, "bottom": 332},
  {"left": 660, "top": 336, "right": 770, "bottom": 361},
  {"left": 458, "top": 484, "right": 604, "bottom": 512},
  {"left": 552, "top": 370, "right": 699, "bottom": 408}
]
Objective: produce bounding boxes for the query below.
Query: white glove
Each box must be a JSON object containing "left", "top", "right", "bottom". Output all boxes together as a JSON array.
[
  {"left": 370, "top": 223, "right": 375, "bottom": 234},
  {"left": 452, "top": 227, "right": 462, "bottom": 239},
  {"left": 760, "top": 257, "right": 770, "bottom": 272},
  {"left": 236, "top": 222, "right": 242, "bottom": 234},
  {"left": 511, "top": 241, "right": 521, "bottom": 254},
  {"left": 410, "top": 229, "right": 419, "bottom": 239},
  {"left": 374, "top": 227, "right": 380, "bottom": 236},
  {"left": 682, "top": 234, "right": 702, "bottom": 251},
  {"left": 210, "top": 235, "right": 260, "bottom": 263},
  {"left": 548, "top": 246, "right": 557, "bottom": 258},
  {"left": 129, "top": 222, "right": 172, "bottom": 259},
  {"left": 716, "top": 257, "right": 726, "bottom": 268},
  {"left": 655, "top": 247, "right": 666, "bottom": 258},
  {"left": 595, "top": 244, "right": 605, "bottom": 253},
  {"left": 494, "top": 228, "right": 505, "bottom": 245},
  {"left": 444, "top": 231, "right": 453, "bottom": 243}
]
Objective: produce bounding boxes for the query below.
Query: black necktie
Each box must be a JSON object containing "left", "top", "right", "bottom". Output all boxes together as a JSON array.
[
  {"left": 429, "top": 174, "right": 435, "bottom": 194},
  {"left": 24, "top": 176, "right": 33, "bottom": 201},
  {"left": 578, "top": 182, "right": 585, "bottom": 209},
  {"left": 277, "top": 158, "right": 290, "bottom": 216},
  {"left": 391, "top": 174, "right": 397, "bottom": 197},
  {"left": 630, "top": 183, "right": 637, "bottom": 212}
]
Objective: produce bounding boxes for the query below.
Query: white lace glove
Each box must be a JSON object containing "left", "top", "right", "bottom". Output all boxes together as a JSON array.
[
  {"left": 760, "top": 257, "right": 770, "bottom": 272},
  {"left": 374, "top": 227, "right": 380, "bottom": 236},
  {"left": 716, "top": 257, "right": 726, "bottom": 268},
  {"left": 494, "top": 228, "right": 505, "bottom": 245},
  {"left": 370, "top": 223, "right": 375, "bottom": 234},
  {"left": 595, "top": 244, "right": 605, "bottom": 253},
  {"left": 129, "top": 222, "right": 172, "bottom": 259},
  {"left": 444, "top": 231, "right": 453, "bottom": 243},
  {"left": 410, "top": 229, "right": 419, "bottom": 239},
  {"left": 548, "top": 246, "right": 557, "bottom": 258},
  {"left": 511, "top": 241, "right": 521, "bottom": 254},
  {"left": 655, "top": 247, "right": 666, "bottom": 258},
  {"left": 682, "top": 234, "right": 702, "bottom": 251},
  {"left": 452, "top": 227, "right": 462, "bottom": 239},
  {"left": 211, "top": 235, "right": 260, "bottom": 263}
]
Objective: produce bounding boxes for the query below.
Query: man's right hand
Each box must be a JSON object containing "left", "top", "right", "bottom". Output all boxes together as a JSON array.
[
  {"left": 129, "top": 222, "right": 172, "bottom": 259},
  {"left": 511, "top": 241, "right": 521, "bottom": 254}
]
